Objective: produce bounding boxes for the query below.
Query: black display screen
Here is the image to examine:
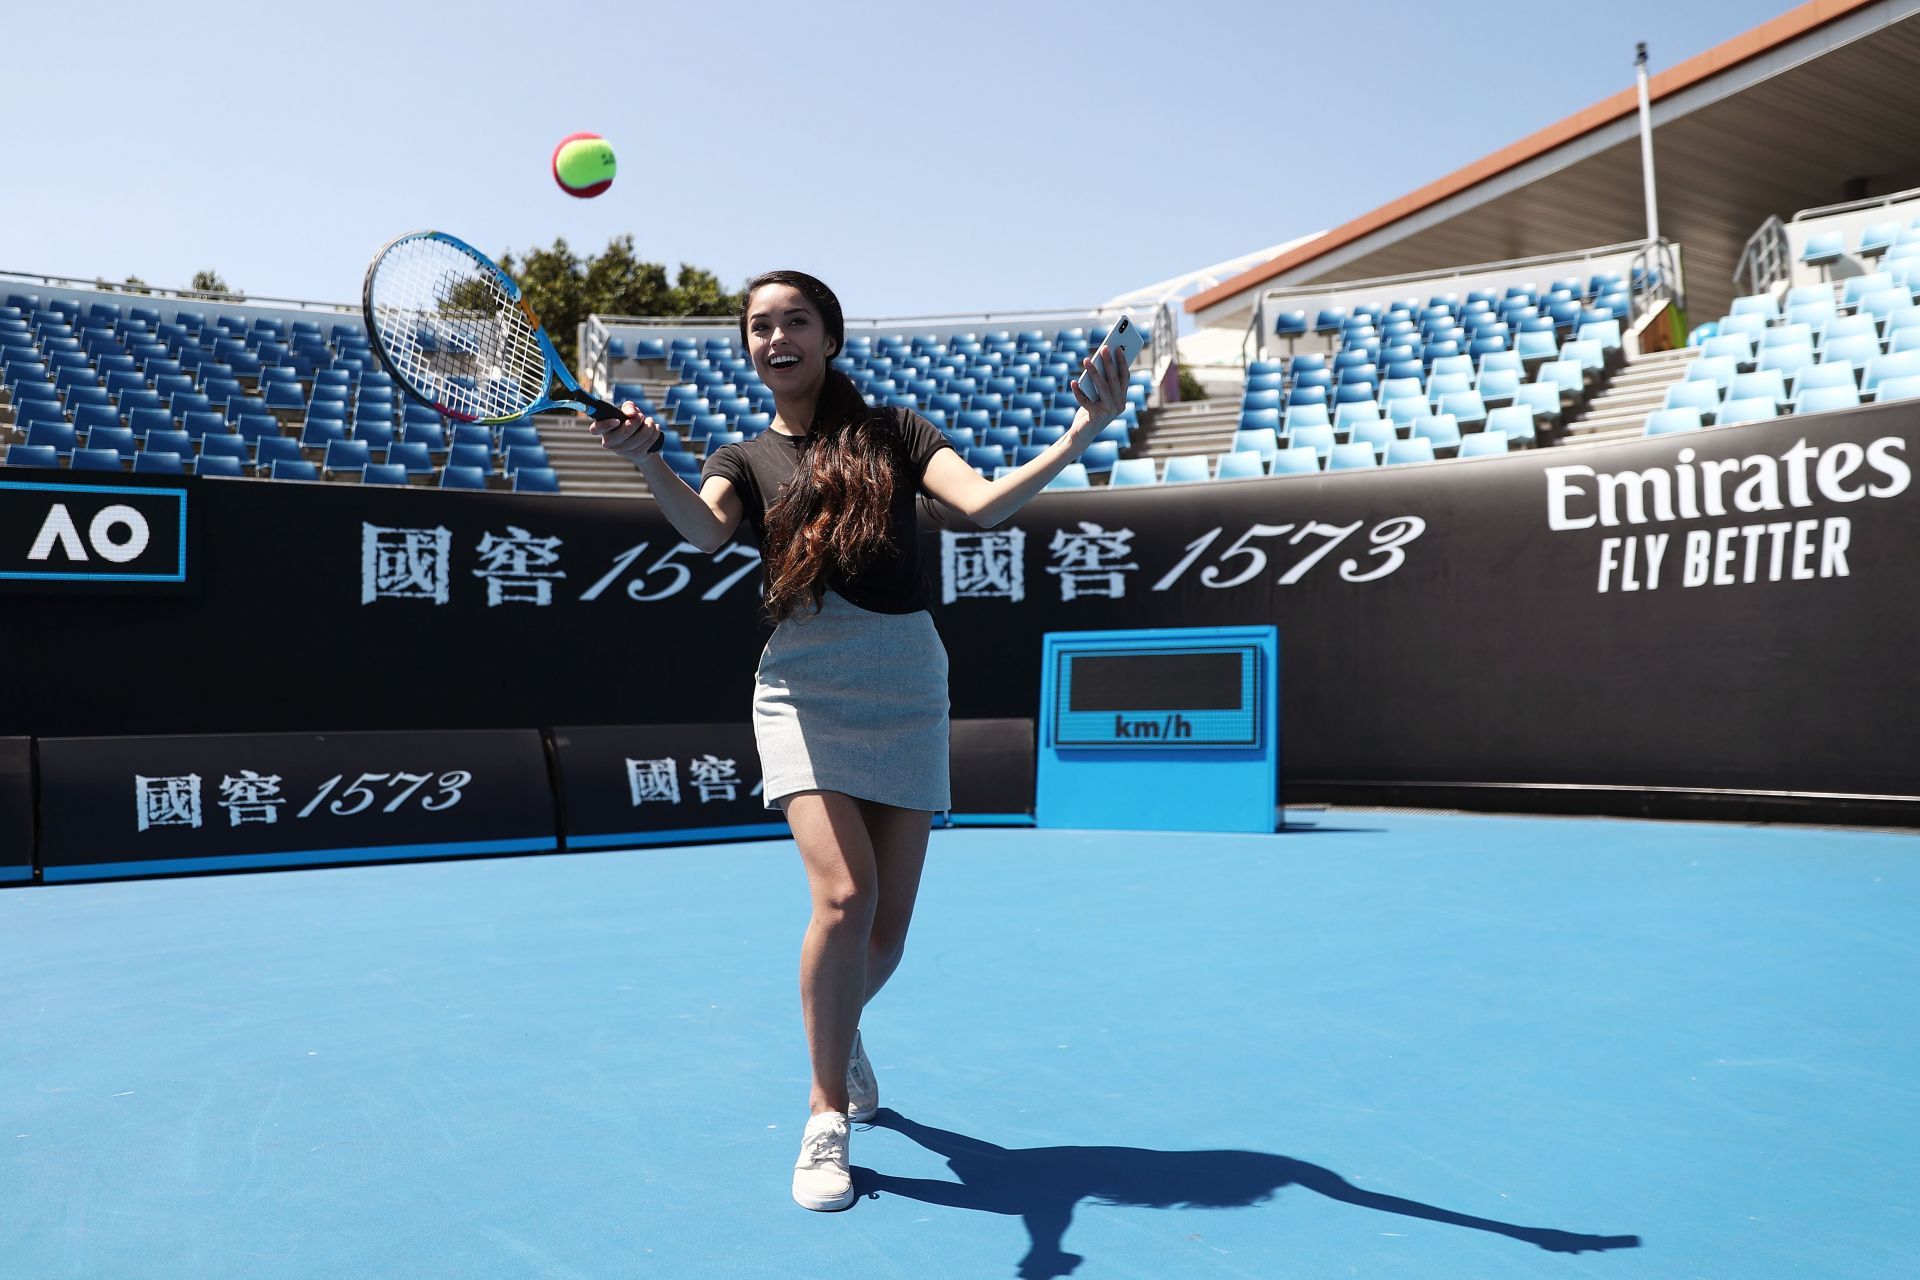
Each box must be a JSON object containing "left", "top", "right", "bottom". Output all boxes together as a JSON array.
[{"left": 1066, "top": 651, "right": 1244, "bottom": 712}]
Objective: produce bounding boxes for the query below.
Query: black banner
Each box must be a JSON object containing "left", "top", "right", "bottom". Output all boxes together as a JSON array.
[
  {"left": 6, "top": 403, "right": 1919, "bottom": 805},
  {"left": 36, "top": 729, "right": 555, "bottom": 880},
  {"left": 0, "top": 738, "right": 30, "bottom": 882},
  {"left": 0, "top": 472, "right": 193, "bottom": 593},
  {"left": 949, "top": 719, "right": 1035, "bottom": 822},
  {"left": 551, "top": 722, "right": 781, "bottom": 847}
]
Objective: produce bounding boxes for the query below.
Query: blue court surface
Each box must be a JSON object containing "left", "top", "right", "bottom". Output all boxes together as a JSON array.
[{"left": 4, "top": 809, "right": 1914, "bottom": 1279}]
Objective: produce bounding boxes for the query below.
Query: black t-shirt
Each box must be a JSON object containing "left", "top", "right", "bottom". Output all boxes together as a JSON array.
[{"left": 700, "top": 406, "right": 959, "bottom": 614}]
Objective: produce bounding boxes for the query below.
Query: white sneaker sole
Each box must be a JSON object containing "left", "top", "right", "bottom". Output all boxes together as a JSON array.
[
  {"left": 847, "top": 1103, "right": 877, "bottom": 1123},
  {"left": 793, "top": 1182, "right": 857, "bottom": 1212}
]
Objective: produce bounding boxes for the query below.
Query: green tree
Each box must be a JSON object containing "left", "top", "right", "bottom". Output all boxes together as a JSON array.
[
  {"left": 497, "top": 235, "right": 742, "bottom": 369},
  {"left": 190, "top": 269, "right": 242, "bottom": 300}
]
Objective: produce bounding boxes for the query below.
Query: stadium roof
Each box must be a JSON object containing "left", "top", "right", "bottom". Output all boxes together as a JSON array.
[{"left": 1189, "top": 0, "right": 1920, "bottom": 330}]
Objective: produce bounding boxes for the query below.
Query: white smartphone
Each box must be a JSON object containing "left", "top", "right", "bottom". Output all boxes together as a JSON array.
[{"left": 1076, "top": 312, "right": 1148, "bottom": 403}]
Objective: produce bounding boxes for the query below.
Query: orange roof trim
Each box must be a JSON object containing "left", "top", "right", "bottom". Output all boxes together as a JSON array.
[{"left": 1187, "top": 0, "right": 1883, "bottom": 315}]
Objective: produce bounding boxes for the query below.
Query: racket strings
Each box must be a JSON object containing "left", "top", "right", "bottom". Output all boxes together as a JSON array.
[{"left": 369, "top": 238, "right": 550, "bottom": 422}]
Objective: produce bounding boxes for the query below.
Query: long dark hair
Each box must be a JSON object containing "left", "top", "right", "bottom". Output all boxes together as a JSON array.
[{"left": 742, "top": 270, "right": 900, "bottom": 622}]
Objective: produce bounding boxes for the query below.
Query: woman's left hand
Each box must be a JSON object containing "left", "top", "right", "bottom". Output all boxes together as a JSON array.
[{"left": 1070, "top": 344, "right": 1132, "bottom": 434}]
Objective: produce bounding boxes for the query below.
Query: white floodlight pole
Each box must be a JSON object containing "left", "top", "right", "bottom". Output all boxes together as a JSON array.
[{"left": 1636, "top": 42, "right": 1660, "bottom": 243}]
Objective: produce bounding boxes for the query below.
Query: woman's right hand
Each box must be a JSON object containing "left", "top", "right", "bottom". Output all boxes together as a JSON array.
[{"left": 589, "top": 401, "right": 664, "bottom": 462}]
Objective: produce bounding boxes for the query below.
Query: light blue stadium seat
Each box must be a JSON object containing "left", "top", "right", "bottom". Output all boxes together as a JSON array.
[
  {"left": 1800, "top": 230, "right": 1844, "bottom": 268},
  {"left": 1108, "top": 458, "right": 1157, "bottom": 486},
  {"left": 1875, "top": 373, "right": 1920, "bottom": 402},
  {"left": 1701, "top": 333, "right": 1753, "bottom": 365},
  {"left": 1326, "top": 442, "right": 1377, "bottom": 471},
  {"left": 1535, "top": 359, "right": 1585, "bottom": 397},
  {"left": 1383, "top": 437, "right": 1436, "bottom": 465},
  {"left": 1863, "top": 349, "right": 1920, "bottom": 396},
  {"left": 1268, "top": 446, "right": 1320, "bottom": 476},
  {"left": 1716, "top": 397, "right": 1778, "bottom": 426},
  {"left": 1726, "top": 370, "right": 1789, "bottom": 407},
  {"left": 1858, "top": 221, "right": 1900, "bottom": 258},
  {"left": 1044, "top": 462, "right": 1089, "bottom": 490},
  {"left": 1288, "top": 423, "right": 1336, "bottom": 460},
  {"left": 1231, "top": 427, "right": 1280, "bottom": 461},
  {"left": 1347, "top": 418, "right": 1398, "bottom": 460},
  {"left": 1794, "top": 383, "right": 1861, "bottom": 414},
  {"left": 1214, "top": 451, "right": 1266, "bottom": 480},
  {"left": 1645, "top": 407, "right": 1703, "bottom": 435},
  {"left": 1436, "top": 391, "right": 1487, "bottom": 430},
  {"left": 1334, "top": 401, "right": 1383, "bottom": 434},
  {"left": 1483, "top": 404, "right": 1536, "bottom": 446},
  {"left": 1820, "top": 332, "right": 1882, "bottom": 370},
  {"left": 1841, "top": 271, "right": 1894, "bottom": 308},
  {"left": 1685, "top": 356, "right": 1739, "bottom": 391},
  {"left": 1163, "top": 455, "right": 1211, "bottom": 484},
  {"left": 1511, "top": 383, "right": 1562, "bottom": 424},
  {"left": 1078, "top": 441, "right": 1118, "bottom": 475},
  {"left": 1283, "top": 403, "right": 1331, "bottom": 434},
  {"left": 1728, "top": 293, "right": 1780, "bottom": 320},
  {"left": 1457, "top": 431, "right": 1509, "bottom": 457}
]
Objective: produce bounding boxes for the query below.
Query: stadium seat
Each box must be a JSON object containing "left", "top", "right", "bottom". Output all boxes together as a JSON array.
[
  {"left": 323, "top": 440, "right": 372, "bottom": 476},
  {"left": 1288, "top": 424, "right": 1336, "bottom": 460},
  {"left": 1214, "top": 451, "right": 1266, "bottom": 480},
  {"left": 128, "top": 450, "right": 184, "bottom": 474},
  {"left": 1483, "top": 404, "right": 1536, "bottom": 447},
  {"left": 1874, "top": 373, "right": 1920, "bottom": 402},
  {"left": 505, "top": 465, "right": 559, "bottom": 494},
  {"left": 1863, "top": 350, "right": 1920, "bottom": 396},
  {"left": 1268, "top": 446, "right": 1320, "bottom": 476},
  {"left": 4, "top": 443, "right": 60, "bottom": 469},
  {"left": 193, "top": 454, "right": 245, "bottom": 478},
  {"left": 25, "top": 422, "right": 78, "bottom": 457},
  {"left": 1078, "top": 441, "right": 1119, "bottom": 475},
  {"left": 1109, "top": 458, "right": 1158, "bottom": 486},
  {"left": 1043, "top": 463, "right": 1089, "bottom": 490},
  {"left": 439, "top": 465, "right": 489, "bottom": 490},
  {"left": 199, "top": 434, "right": 252, "bottom": 468},
  {"left": 1645, "top": 408, "right": 1703, "bottom": 435},
  {"left": 965, "top": 445, "right": 1007, "bottom": 473},
  {"left": 1795, "top": 383, "right": 1861, "bottom": 414},
  {"left": 361, "top": 463, "right": 409, "bottom": 486},
  {"left": 270, "top": 458, "right": 319, "bottom": 481},
  {"left": 1457, "top": 431, "right": 1510, "bottom": 457},
  {"left": 1384, "top": 437, "right": 1436, "bottom": 465},
  {"left": 1726, "top": 370, "right": 1789, "bottom": 407},
  {"left": 1716, "top": 397, "right": 1778, "bottom": 426},
  {"left": 254, "top": 436, "right": 304, "bottom": 473},
  {"left": 1327, "top": 442, "right": 1377, "bottom": 470},
  {"left": 1348, "top": 418, "right": 1399, "bottom": 460}
]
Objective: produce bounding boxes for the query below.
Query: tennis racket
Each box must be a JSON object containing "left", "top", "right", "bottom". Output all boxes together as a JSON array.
[{"left": 361, "top": 229, "right": 659, "bottom": 448}]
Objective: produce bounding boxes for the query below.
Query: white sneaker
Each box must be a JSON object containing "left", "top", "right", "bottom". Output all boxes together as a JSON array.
[
  {"left": 791, "top": 1111, "right": 854, "bottom": 1211},
  {"left": 846, "top": 1028, "right": 878, "bottom": 1122}
]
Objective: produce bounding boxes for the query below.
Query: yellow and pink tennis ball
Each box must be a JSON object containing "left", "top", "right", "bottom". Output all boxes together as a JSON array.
[{"left": 552, "top": 132, "right": 616, "bottom": 199}]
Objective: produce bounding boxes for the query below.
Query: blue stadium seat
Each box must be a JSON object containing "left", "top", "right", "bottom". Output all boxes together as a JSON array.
[
  {"left": 1214, "top": 451, "right": 1266, "bottom": 480},
  {"left": 360, "top": 463, "right": 409, "bottom": 486},
  {"left": 439, "top": 465, "right": 489, "bottom": 490},
  {"left": 25, "top": 421, "right": 78, "bottom": 456},
  {"left": 1384, "top": 436, "right": 1436, "bottom": 465},
  {"left": 194, "top": 453, "right": 245, "bottom": 478},
  {"left": 83, "top": 424, "right": 137, "bottom": 462},
  {"left": 512, "top": 466, "right": 561, "bottom": 493},
  {"left": 69, "top": 446, "right": 127, "bottom": 472},
  {"left": 4, "top": 442, "right": 59, "bottom": 469},
  {"left": 1288, "top": 424, "right": 1336, "bottom": 460},
  {"left": 1231, "top": 427, "right": 1280, "bottom": 462},
  {"left": 1078, "top": 441, "right": 1119, "bottom": 475},
  {"left": 1268, "top": 445, "right": 1320, "bottom": 476},
  {"left": 1482, "top": 404, "right": 1536, "bottom": 446},
  {"left": 1043, "top": 463, "right": 1090, "bottom": 490},
  {"left": 199, "top": 434, "right": 252, "bottom": 468},
  {"left": 1795, "top": 383, "right": 1861, "bottom": 414},
  {"left": 254, "top": 436, "right": 304, "bottom": 473},
  {"left": 179, "top": 409, "right": 227, "bottom": 441},
  {"left": 323, "top": 439, "right": 372, "bottom": 476},
  {"left": 1726, "top": 370, "right": 1789, "bottom": 407},
  {"left": 1645, "top": 408, "right": 1703, "bottom": 435},
  {"left": 1863, "top": 350, "right": 1920, "bottom": 396},
  {"left": 1458, "top": 431, "right": 1510, "bottom": 457},
  {"left": 1436, "top": 391, "right": 1487, "bottom": 431},
  {"left": 1109, "top": 458, "right": 1158, "bottom": 486},
  {"left": 129, "top": 450, "right": 183, "bottom": 474},
  {"left": 1334, "top": 401, "right": 1383, "bottom": 434},
  {"left": 1716, "top": 397, "right": 1778, "bottom": 426},
  {"left": 1874, "top": 373, "right": 1920, "bottom": 402},
  {"left": 965, "top": 445, "right": 1006, "bottom": 473},
  {"left": 401, "top": 422, "right": 448, "bottom": 454},
  {"left": 1327, "top": 442, "right": 1377, "bottom": 471},
  {"left": 1347, "top": 418, "right": 1399, "bottom": 460},
  {"left": 270, "top": 458, "right": 319, "bottom": 481}
]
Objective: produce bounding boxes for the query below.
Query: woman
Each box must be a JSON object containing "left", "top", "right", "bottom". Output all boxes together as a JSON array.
[{"left": 590, "top": 271, "right": 1131, "bottom": 1211}]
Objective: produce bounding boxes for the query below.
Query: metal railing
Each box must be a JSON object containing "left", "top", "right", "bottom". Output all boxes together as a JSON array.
[
  {"left": 586, "top": 305, "right": 1134, "bottom": 395},
  {"left": 0, "top": 267, "right": 359, "bottom": 316},
  {"left": 1734, "top": 216, "right": 1791, "bottom": 298},
  {"left": 1629, "top": 238, "right": 1684, "bottom": 324},
  {"left": 1237, "top": 239, "right": 1683, "bottom": 366},
  {"left": 1150, "top": 302, "right": 1177, "bottom": 403}
]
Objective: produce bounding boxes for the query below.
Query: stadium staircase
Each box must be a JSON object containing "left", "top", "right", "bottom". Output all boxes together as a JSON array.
[
  {"left": 1558, "top": 346, "right": 1699, "bottom": 444},
  {"left": 1131, "top": 398, "right": 1243, "bottom": 466}
]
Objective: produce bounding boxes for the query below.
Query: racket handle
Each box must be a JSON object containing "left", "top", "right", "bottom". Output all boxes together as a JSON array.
[{"left": 578, "top": 393, "right": 664, "bottom": 453}]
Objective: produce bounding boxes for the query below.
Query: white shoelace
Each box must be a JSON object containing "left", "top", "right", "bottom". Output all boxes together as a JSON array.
[{"left": 802, "top": 1126, "right": 846, "bottom": 1168}]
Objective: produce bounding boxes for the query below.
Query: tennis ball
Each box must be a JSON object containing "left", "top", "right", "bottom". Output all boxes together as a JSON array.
[{"left": 552, "top": 132, "right": 616, "bottom": 199}]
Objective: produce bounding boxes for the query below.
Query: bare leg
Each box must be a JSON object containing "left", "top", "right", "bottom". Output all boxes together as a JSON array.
[
  {"left": 783, "top": 790, "right": 877, "bottom": 1117},
  {"left": 855, "top": 797, "right": 932, "bottom": 1007}
]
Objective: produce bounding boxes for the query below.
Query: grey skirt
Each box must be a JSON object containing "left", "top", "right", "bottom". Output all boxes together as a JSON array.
[{"left": 752, "top": 588, "right": 951, "bottom": 812}]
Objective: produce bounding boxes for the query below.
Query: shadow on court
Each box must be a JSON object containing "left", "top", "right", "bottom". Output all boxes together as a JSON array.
[{"left": 852, "top": 1109, "right": 1639, "bottom": 1279}]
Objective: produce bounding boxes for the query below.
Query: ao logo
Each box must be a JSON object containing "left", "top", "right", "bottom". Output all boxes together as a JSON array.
[{"left": 27, "top": 503, "right": 150, "bottom": 564}]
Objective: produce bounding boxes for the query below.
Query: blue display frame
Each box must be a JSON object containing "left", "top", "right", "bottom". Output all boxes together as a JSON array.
[{"left": 1036, "top": 625, "right": 1280, "bottom": 833}]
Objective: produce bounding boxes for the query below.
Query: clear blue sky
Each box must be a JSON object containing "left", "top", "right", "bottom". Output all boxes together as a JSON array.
[{"left": 7, "top": 0, "right": 1785, "bottom": 319}]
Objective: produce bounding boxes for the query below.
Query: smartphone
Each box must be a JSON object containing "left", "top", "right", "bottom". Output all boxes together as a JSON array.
[{"left": 1075, "top": 313, "right": 1148, "bottom": 403}]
